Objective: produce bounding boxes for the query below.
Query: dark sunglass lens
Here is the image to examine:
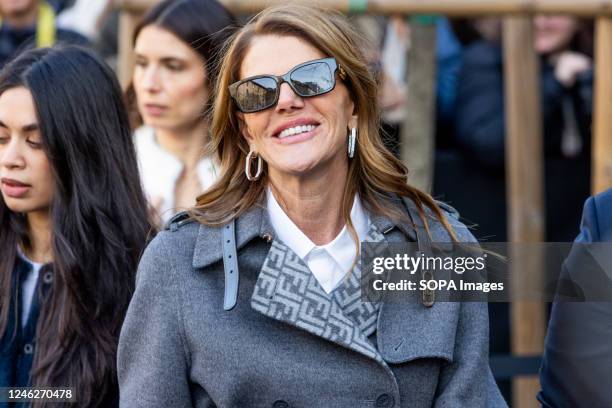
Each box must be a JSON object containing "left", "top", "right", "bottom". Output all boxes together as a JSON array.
[
  {"left": 236, "top": 77, "right": 278, "bottom": 112},
  {"left": 290, "top": 62, "right": 334, "bottom": 97}
]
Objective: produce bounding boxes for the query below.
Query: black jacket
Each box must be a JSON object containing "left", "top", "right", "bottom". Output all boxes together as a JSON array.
[
  {"left": 0, "top": 257, "right": 52, "bottom": 407},
  {"left": 455, "top": 40, "right": 592, "bottom": 170},
  {"left": 539, "top": 189, "right": 612, "bottom": 407},
  {"left": 450, "top": 40, "right": 592, "bottom": 242},
  {"left": 0, "top": 257, "right": 118, "bottom": 407}
]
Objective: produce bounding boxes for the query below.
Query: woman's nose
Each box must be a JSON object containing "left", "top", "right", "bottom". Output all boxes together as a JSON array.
[
  {"left": 275, "top": 82, "right": 305, "bottom": 112},
  {"left": 141, "top": 66, "right": 162, "bottom": 93},
  {"left": 0, "top": 138, "right": 26, "bottom": 170}
]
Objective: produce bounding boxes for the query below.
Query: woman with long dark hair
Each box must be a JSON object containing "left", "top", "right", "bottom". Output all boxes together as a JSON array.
[
  {"left": 127, "top": 0, "right": 235, "bottom": 225},
  {"left": 0, "top": 46, "right": 153, "bottom": 407}
]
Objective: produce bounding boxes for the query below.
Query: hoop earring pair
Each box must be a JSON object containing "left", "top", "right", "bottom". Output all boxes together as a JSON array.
[{"left": 245, "top": 150, "right": 263, "bottom": 181}]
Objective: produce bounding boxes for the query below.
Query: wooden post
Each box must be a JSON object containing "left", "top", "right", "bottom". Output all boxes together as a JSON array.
[
  {"left": 117, "top": 10, "right": 140, "bottom": 89},
  {"left": 402, "top": 17, "right": 437, "bottom": 193},
  {"left": 593, "top": 18, "right": 612, "bottom": 194},
  {"left": 503, "top": 17, "right": 546, "bottom": 408},
  {"left": 118, "top": 0, "right": 161, "bottom": 13}
]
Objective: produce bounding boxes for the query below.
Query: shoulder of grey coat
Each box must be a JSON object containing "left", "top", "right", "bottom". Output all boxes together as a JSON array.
[
  {"left": 133, "top": 198, "right": 477, "bottom": 286},
  {"left": 121, "top": 196, "right": 507, "bottom": 408}
]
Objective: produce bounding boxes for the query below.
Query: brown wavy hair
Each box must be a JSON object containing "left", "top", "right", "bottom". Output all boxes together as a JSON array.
[{"left": 191, "top": 4, "right": 455, "bottom": 242}]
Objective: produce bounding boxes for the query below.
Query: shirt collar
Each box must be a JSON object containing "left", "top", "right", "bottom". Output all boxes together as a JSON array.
[
  {"left": 266, "top": 188, "right": 370, "bottom": 270},
  {"left": 134, "top": 125, "right": 218, "bottom": 191}
]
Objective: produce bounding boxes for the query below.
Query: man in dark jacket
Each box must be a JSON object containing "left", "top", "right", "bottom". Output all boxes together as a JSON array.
[{"left": 539, "top": 188, "right": 612, "bottom": 407}]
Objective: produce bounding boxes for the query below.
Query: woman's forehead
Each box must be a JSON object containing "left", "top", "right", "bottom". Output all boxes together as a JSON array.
[
  {"left": 239, "top": 35, "right": 325, "bottom": 79},
  {"left": 0, "top": 87, "right": 38, "bottom": 129},
  {"left": 135, "top": 25, "right": 197, "bottom": 61}
]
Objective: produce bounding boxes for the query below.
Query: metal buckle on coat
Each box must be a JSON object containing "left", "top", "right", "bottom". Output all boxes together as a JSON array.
[{"left": 421, "top": 269, "right": 435, "bottom": 307}]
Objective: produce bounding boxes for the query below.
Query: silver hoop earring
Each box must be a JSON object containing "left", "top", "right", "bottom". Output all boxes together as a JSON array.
[
  {"left": 348, "top": 127, "right": 357, "bottom": 159},
  {"left": 245, "top": 150, "right": 263, "bottom": 181}
]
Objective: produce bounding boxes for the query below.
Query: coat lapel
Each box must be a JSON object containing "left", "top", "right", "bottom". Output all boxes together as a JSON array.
[{"left": 250, "top": 226, "right": 388, "bottom": 363}]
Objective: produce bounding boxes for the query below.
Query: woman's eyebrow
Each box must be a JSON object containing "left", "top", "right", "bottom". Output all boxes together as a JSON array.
[
  {"left": 160, "top": 56, "right": 185, "bottom": 63},
  {"left": 0, "top": 120, "right": 39, "bottom": 132}
]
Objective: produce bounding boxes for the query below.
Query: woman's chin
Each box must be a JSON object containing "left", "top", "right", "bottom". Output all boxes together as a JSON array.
[
  {"left": 270, "top": 160, "right": 319, "bottom": 178},
  {"left": 142, "top": 116, "right": 177, "bottom": 130},
  {"left": 3, "top": 199, "right": 40, "bottom": 214}
]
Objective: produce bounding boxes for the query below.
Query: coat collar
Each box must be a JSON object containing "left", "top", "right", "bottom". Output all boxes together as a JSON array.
[
  {"left": 369, "top": 211, "right": 416, "bottom": 242},
  {"left": 192, "top": 203, "right": 274, "bottom": 269},
  {"left": 192, "top": 196, "right": 419, "bottom": 269},
  {"left": 367, "top": 193, "right": 419, "bottom": 242}
]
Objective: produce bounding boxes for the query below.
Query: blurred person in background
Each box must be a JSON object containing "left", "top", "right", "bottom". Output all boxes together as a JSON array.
[
  {"left": 0, "top": 0, "right": 88, "bottom": 67},
  {"left": 0, "top": 46, "right": 152, "bottom": 407},
  {"left": 56, "top": 0, "right": 112, "bottom": 42},
  {"left": 126, "top": 0, "right": 235, "bottom": 226},
  {"left": 454, "top": 15, "right": 593, "bottom": 242}
]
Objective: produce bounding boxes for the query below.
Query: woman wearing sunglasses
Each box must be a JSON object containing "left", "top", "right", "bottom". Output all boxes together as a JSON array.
[
  {"left": 127, "top": 0, "right": 234, "bottom": 226},
  {"left": 0, "top": 46, "right": 152, "bottom": 407},
  {"left": 119, "top": 5, "right": 505, "bottom": 407}
]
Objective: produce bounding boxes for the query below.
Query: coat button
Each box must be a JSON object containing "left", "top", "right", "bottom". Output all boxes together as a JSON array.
[
  {"left": 262, "top": 233, "right": 274, "bottom": 242},
  {"left": 43, "top": 271, "right": 53, "bottom": 284},
  {"left": 272, "top": 400, "right": 289, "bottom": 408},
  {"left": 375, "top": 393, "right": 395, "bottom": 408},
  {"left": 23, "top": 343, "right": 34, "bottom": 354}
]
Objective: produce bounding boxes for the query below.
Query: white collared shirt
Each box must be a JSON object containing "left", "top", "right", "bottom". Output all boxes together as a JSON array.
[
  {"left": 266, "top": 189, "right": 370, "bottom": 293},
  {"left": 134, "top": 126, "right": 218, "bottom": 223}
]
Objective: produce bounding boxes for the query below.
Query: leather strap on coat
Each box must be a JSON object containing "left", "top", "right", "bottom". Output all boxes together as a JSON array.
[
  {"left": 222, "top": 220, "right": 239, "bottom": 311},
  {"left": 221, "top": 197, "right": 438, "bottom": 310}
]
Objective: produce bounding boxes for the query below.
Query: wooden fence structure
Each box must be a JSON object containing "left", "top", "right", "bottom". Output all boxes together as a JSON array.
[{"left": 116, "top": 1, "right": 612, "bottom": 406}]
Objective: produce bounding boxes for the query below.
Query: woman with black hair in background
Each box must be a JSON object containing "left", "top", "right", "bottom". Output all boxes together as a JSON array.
[
  {"left": 127, "top": 0, "right": 235, "bottom": 225},
  {"left": 0, "top": 46, "right": 153, "bottom": 407}
]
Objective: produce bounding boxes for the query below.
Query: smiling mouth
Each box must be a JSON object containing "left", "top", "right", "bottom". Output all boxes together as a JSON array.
[{"left": 277, "top": 124, "right": 318, "bottom": 139}]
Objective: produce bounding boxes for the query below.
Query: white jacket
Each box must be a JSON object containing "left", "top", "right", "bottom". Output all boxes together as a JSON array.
[{"left": 133, "top": 126, "right": 218, "bottom": 224}]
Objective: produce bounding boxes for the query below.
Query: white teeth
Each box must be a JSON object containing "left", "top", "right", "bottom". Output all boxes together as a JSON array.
[{"left": 278, "top": 124, "right": 316, "bottom": 138}]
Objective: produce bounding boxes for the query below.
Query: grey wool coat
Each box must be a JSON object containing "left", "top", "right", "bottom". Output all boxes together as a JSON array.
[{"left": 118, "top": 196, "right": 506, "bottom": 408}]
